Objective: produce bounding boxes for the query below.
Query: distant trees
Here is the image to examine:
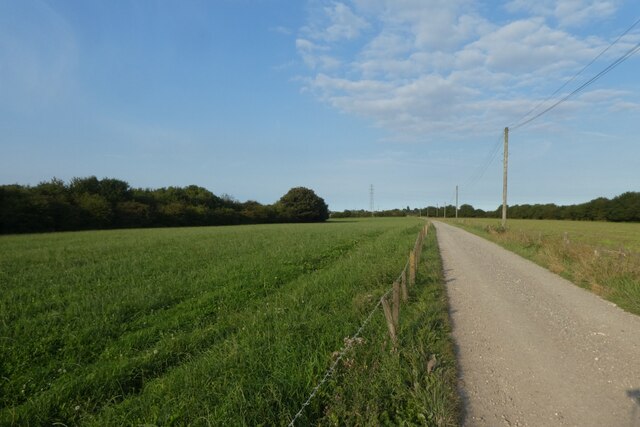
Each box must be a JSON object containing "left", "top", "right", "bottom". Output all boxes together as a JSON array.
[
  {"left": 0, "top": 177, "right": 330, "bottom": 234},
  {"left": 501, "top": 193, "right": 640, "bottom": 222},
  {"left": 2, "top": 176, "right": 639, "bottom": 235},
  {"left": 276, "top": 187, "right": 329, "bottom": 222},
  {"left": 330, "top": 192, "right": 640, "bottom": 223},
  {"left": 458, "top": 204, "right": 476, "bottom": 218},
  {"left": 605, "top": 192, "right": 640, "bottom": 222}
]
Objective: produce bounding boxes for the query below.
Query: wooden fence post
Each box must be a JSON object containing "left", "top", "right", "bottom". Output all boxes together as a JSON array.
[
  {"left": 381, "top": 297, "right": 397, "bottom": 344},
  {"left": 409, "top": 251, "right": 416, "bottom": 286},
  {"left": 392, "top": 281, "right": 400, "bottom": 328},
  {"left": 400, "top": 277, "right": 408, "bottom": 303},
  {"left": 401, "top": 270, "right": 408, "bottom": 299}
]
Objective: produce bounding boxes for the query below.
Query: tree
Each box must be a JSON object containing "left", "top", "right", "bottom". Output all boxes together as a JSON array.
[
  {"left": 609, "top": 192, "right": 640, "bottom": 222},
  {"left": 458, "top": 204, "right": 475, "bottom": 217},
  {"left": 0, "top": 185, "right": 42, "bottom": 232},
  {"left": 184, "top": 185, "right": 223, "bottom": 208},
  {"left": 98, "top": 178, "right": 131, "bottom": 205},
  {"left": 158, "top": 202, "right": 188, "bottom": 226},
  {"left": 77, "top": 193, "right": 112, "bottom": 228},
  {"left": 242, "top": 201, "right": 276, "bottom": 223},
  {"left": 276, "top": 187, "right": 329, "bottom": 222},
  {"left": 70, "top": 176, "right": 100, "bottom": 195},
  {"left": 34, "top": 178, "right": 75, "bottom": 230},
  {"left": 115, "top": 201, "right": 151, "bottom": 228}
]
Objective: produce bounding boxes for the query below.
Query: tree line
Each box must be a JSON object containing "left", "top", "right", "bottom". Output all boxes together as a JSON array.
[
  {"left": 2, "top": 177, "right": 636, "bottom": 234},
  {"left": 332, "top": 191, "right": 640, "bottom": 222},
  {"left": 0, "top": 177, "right": 329, "bottom": 234}
]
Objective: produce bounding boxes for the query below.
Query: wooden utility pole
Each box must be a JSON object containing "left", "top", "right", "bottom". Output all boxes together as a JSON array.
[
  {"left": 455, "top": 185, "right": 459, "bottom": 219},
  {"left": 502, "top": 127, "right": 509, "bottom": 228},
  {"left": 370, "top": 184, "right": 374, "bottom": 217}
]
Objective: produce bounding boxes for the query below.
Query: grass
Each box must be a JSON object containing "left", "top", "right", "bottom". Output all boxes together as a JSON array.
[
  {"left": 444, "top": 218, "right": 640, "bottom": 316},
  {"left": 0, "top": 218, "right": 458, "bottom": 425},
  {"left": 319, "top": 224, "right": 459, "bottom": 426}
]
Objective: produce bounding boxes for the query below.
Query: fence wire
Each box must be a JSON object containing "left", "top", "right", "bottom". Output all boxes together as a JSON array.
[
  {"left": 288, "top": 224, "right": 427, "bottom": 426},
  {"left": 287, "top": 286, "right": 392, "bottom": 426}
]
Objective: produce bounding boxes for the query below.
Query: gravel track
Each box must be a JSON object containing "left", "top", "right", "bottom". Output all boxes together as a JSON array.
[{"left": 434, "top": 221, "right": 640, "bottom": 427}]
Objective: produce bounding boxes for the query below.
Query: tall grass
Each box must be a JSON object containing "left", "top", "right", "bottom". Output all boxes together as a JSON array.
[
  {"left": 319, "top": 225, "right": 459, "bottom": 426},
  {"left": 0, "top": 218, "right": 458, "bottom": 425},
  {"left": 446, "top": 218, "right": 640, "bottom": 316}
]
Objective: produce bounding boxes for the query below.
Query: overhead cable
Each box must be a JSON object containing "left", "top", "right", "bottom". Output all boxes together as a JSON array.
[
  {"left": 462, "top": 133, "right": 503, "bottom": 189},
  {"left": 510, "top": 16, "right": 640, "bottom": 128},
  {"left": 512, "top": 40, "right": 640, "bottom": 130}
]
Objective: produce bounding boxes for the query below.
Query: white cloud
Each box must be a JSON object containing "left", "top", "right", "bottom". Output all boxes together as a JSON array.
[
  {"left": 609, "top": 100, "right": 640, "bottom": 112},
  {"left": 295, "top": 38, "right": 326, "bottom": 52},
  {"left": 295, "top": 0, "right": 635, "bottom": 140},
  {"left": 270, "top": 26, "right": 293, "bottom": 35},
  {"left": 323, "top": 2, "right": 370, "bottom": 41},
  {"left": 309, "top": 72, "right": 481, "bottom": 137},
  {"left": 295, "top": 38, "right": 341, "bottom": 69},
  {"left": 505, "top": 0, "right": 620, "bottom": 27},
  {"left": 304, "top": 1, "right": 369, "bottom": 42},
  {"left": 354, "top": 0, "right": 493, "bottom": 50},
  {"left": 465, "top": 18, "right": 600, "bottom": 74}
]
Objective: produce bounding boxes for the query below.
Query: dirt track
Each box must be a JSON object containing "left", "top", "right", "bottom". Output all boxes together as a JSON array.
[{"left": 434, "top": 221, "right": 640, "bottom": 426}]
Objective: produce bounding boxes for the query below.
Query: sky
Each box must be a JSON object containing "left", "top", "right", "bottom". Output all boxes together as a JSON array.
[{"left": 1, "top": 0, "right": 639, "bottom": 211}]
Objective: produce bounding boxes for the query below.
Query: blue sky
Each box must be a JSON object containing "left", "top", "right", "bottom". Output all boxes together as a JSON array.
[{"left": 1, "top": 0, "right": 639, "bottom": 211}]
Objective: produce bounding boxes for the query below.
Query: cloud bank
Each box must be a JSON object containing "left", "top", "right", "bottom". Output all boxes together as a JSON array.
[{"left": 295, "top": 0, "right": 639, "bottom": 140}]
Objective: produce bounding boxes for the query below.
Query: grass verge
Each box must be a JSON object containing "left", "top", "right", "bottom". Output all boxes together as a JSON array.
[
  {"left": 445, "top": 218, "right": 640, "bottom": 316},
  {"left": 317, "top": 224, "right": 460, "bottom": 426}
]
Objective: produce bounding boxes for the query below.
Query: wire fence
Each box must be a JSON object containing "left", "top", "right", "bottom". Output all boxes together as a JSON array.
[{"left": 288, "top": 222, "right": 430, "bottom": 426}]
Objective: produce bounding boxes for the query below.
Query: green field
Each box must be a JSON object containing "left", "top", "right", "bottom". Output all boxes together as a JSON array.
[
  {"left": 0, "top": 218, "right": 458, "bottom": 425},
  {"left": 445, "top": 218, "right": 640, "bottom": 315},
  {"left": 450, "top": 218, "right": 640, "bottom": 252}
]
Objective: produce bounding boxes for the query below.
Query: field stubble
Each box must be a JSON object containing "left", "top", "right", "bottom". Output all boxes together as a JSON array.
[{"left": 0, "top": 218, "right": 458, "bottom": 425}]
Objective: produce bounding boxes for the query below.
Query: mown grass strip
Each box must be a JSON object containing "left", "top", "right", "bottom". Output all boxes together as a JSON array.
[
  {"left": 84, "top": 222, "right": 422, "bottom": 426},
  {"left": 1, "top": 218, "right": 458, "bottom": 425}
]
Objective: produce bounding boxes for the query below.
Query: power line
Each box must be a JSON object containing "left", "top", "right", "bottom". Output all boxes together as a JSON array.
[
  {"left": 510, "top": 16, "right": 640, "bottom": 129},
  {"left": 462, "top": 133, "right": 504, "bottom": 189},
  {"left": 452, "top": 17, "right": 640, "bottom": 213},
  {"left": 512, "top": 39, "right": 640, "bottom": 131}
]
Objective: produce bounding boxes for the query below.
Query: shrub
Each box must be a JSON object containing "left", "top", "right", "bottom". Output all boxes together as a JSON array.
[{"left": 276, "top": 187, "right": 329, "bottom": 222}]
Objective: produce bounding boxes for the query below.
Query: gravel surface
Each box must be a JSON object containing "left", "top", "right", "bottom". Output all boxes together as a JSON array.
[{"left": 434, "top": 221, "right": 640, "bottom": 427}]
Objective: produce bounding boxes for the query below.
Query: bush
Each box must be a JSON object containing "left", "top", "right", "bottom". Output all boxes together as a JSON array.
[{"left": 276, "top": 187, "right": 329, "bottom": 222}]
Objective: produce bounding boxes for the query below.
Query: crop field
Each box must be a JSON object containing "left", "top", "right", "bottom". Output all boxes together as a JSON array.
[
  {"left": 0, "top": 218, "right": 458, "bottom": 426},
  {"left": 445, "top": 218, "right": 640, "bottom": 315},
  {"left": 450, "top": 218, "right": 640, "bottom": 252}
]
